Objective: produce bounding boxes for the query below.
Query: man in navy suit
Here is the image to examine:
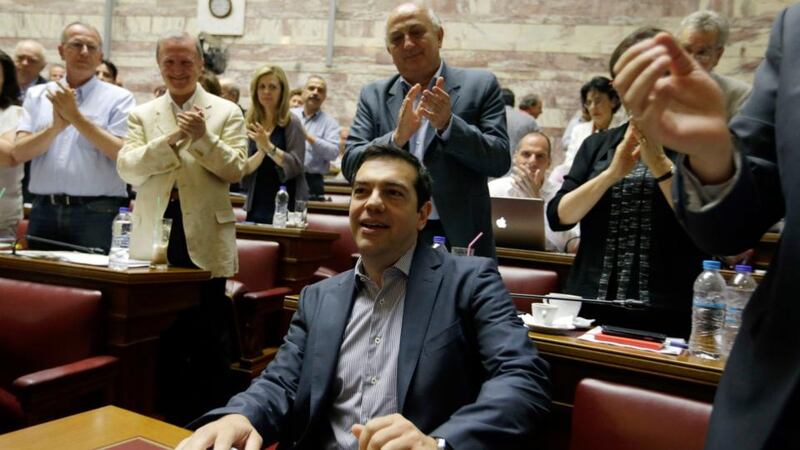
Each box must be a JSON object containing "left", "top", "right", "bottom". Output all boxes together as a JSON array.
[
  {"left": 177, "top": 145, "right": 550, "bottom": 450},
  {"left": 613, "top": 6, "right": 800, "bottom": 449},
  {"left": 342, "top": 3, "right": 509, "bottom": 259}
]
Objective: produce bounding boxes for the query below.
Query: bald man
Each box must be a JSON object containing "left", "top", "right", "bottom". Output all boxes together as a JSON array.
[{"left": 14, "top": 40, "right": 47, "bottom": 100}]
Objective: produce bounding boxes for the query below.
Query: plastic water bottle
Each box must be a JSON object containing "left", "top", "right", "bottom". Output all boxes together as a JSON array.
[
  {"left": 108, "top": 207, "right": 132, "bottom": 270},
  {"left": 272, "top": 185, "right": 289, "bottom": 228},
  {"left": 432, "top": 235, "right": 448, "bottom": 253},
  {"left": 688, "top": 260, "right": 727, "bottom": 359},
  {"left": 722, "top": 265, "right": 757, "bottom": 360}
]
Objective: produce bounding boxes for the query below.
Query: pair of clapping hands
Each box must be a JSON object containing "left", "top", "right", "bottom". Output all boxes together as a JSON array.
[
  {"left": 166, "top": 106, "right": 210, "bottom": 147},
  {"left": 46, "top": 83, "right": 86, "bottom": 132},
  {"left": 176, "top": 413, "right": 440, "bottom": 450},
  {"left": 393, "top": 77, "right": 451, "bottom": 147}
]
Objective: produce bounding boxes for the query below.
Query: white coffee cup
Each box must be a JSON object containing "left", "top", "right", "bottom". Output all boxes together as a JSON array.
[{"left": 531, "top": 303, "right": 559, "bottom": 326}]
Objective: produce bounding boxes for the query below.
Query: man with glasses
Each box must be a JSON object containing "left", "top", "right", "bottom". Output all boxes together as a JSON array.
[
  {"left": 13, "top": 22, "right": 135, "bottom": 252},
  {"left": 677, "top": 10, "right": 751, "bottom": 120}
]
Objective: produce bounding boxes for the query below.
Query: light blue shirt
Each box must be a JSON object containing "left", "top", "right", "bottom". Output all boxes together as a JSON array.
[
  {"left": 290, "top": 107, "right": 341, "bottom": 174},
  {"left": 18, "top": 76, "right": 136, "bottom": 196}
]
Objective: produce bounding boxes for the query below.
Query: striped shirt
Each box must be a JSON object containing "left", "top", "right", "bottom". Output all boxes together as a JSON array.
[{"left": 324, "top": 244, "right": 415, "bottom": 450}]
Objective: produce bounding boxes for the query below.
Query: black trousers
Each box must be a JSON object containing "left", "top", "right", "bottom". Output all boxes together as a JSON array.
[
  {"left": 305, "top": 172, "right": 326, "bottom": 200},
  {"left": 157, "top": 197, "right": 237, "bottom": 425}
]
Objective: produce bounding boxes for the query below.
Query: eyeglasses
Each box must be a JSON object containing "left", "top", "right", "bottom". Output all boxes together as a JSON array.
[{"left": 65, "top": 41, "right": 100, "bottom": 53}]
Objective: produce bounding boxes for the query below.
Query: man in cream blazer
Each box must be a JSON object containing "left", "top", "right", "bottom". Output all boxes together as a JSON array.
[
  {"left": 117, "top": 33, "right": 246, "bottom": 278},
  {"left": 117, "top": 31, "right": 247, "bottom": 423}
]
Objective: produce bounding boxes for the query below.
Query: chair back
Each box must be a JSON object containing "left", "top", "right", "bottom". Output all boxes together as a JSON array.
[
  {"left": 231, "top": 239, "right": 281, "bottom": 292},
  {"left": 497, "top": 265, "right": 559, "bottom": 312},
  {"left": 306, "top": 212, "right": 357, "bottom": 273},
  {"left": 570, "top": 378, "right": 712, "bottom": 450},
  {"left": 0, "top": 278, "right": 103, "bottom": 387}
]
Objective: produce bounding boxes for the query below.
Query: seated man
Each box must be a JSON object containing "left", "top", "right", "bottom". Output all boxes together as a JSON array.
[
  {"left": 489, "top": 131, "right": 579, "bottom": 253},
  {"left": 178, "top": 145, "right": 551, "bottom": 450}
]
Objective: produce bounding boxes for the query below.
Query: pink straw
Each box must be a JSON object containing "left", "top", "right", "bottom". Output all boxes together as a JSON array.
[{"left": 467, "top": 232, "right": 484, "bottom": 251}]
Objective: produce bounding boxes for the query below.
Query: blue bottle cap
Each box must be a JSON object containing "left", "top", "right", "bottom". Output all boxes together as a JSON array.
[
  {"left": 279, "top": 185, "right": 287, "bottom": 191},
  {"left": 119, "top": 207, "right": 130, "bottom": 213},
  {"left": 702, "top": 260, "right": 721, "bottom": 270},
  {"left": 433, "top": 236, "right": 446, "bottom": 245},
  {"left": 734, "top": 264, "right": 753, "bottom": 273}
]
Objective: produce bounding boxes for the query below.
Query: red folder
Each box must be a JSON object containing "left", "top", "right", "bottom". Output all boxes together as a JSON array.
[{"left": 595, "top": 332, "right": 665, "bottom": 350}]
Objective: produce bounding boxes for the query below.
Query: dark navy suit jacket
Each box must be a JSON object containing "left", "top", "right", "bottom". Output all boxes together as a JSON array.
[
  {"left": 196, "top": 244, "right": 550, "bottom": 449},
  {"left": 673, "top": 6, "right": 799, "bottom": 449},
  {"left": 342, "top": 63, "right": 510, "bottom": 259}
]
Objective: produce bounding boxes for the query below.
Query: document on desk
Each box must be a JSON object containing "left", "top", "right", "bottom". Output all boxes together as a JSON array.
[
  {"left": 579, "top": 326, "right": 683, "bottom": 355},
  {"left": 14, "top": 250, "right": 150, "bottom": 268}
]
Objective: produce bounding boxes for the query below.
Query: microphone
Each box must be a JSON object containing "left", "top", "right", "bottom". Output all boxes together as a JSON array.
[
  {"left": 25, "top": 235, "right": 106, "bottom": 255},
  {"left": 508, "top": 293, "right": 650, "bottom": 309}
]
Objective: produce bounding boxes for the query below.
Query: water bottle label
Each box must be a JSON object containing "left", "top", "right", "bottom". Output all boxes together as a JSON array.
[{"left": 693, "top": 300, "right": 724, "bottom": 309}]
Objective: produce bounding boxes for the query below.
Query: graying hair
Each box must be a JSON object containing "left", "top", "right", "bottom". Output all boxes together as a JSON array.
[
  {"left": 679, "top": 10, "right": 729, "bottom": 48},
  {"left": 14, "top": 40, "right": 46, "bottom": 62},
  {"left": 384, "top": 3, "right": 443, "bottom": 46},
  {"left": 60, "top": 22, "right": 103, "bottom": 46},
  {"left": 520, "top": 93, "right": 541, "bottom": 109},
  {"left": 156, "top": 31, "right": 204, "bottom": 62}
]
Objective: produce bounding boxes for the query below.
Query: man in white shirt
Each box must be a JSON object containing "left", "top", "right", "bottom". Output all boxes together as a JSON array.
[{"left": 489, "top": 131, "right": 579, "bottom": 252}]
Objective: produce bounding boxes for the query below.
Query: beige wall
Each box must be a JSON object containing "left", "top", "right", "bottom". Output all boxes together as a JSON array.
[{"left": 0, "top": 0, "right": 792, "bottom": 144}]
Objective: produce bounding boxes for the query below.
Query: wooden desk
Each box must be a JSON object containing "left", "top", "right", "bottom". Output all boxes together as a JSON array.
[
  {"left": 236, "top": 223, "right": 338, "bottom": 293},
  {"left": 0, "top": 406, "right": 190, "bottom": 450},
  {"left": 0, "top": 254, "right": 210, "bottom": 415},
  {"left": 230, "top": 193, "right": 246, "bottom": 207},
  {"left": 324, "top": 184, "right": 351, "bottom": 195}
]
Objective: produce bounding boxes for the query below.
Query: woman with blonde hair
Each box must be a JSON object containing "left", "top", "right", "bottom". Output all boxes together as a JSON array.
[{"left": 241, "top": 65, "right": 307, "bottom": 223}]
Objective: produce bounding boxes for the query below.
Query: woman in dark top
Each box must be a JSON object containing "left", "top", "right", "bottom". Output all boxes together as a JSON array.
[
  {"left": 546, "top": 28, "right": 707, "bottom": 337},
  {"left": 241, "top": 65, "right": 307, "bottom": 224}
]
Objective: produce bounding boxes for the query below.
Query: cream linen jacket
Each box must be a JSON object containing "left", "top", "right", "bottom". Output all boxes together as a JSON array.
[{"left": 117, "top": 86, "right": 247, "bottom": 278}]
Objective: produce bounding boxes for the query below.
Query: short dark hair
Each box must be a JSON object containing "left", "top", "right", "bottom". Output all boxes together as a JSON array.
[
  {"left": 609, "top": 26, "right": 665, "bottom": 78},
  {"left": 0, "top": 50, "right": 20, "bottom": 109},
  {"left": 500, "top": 87, "right": 515, "bottom": 107},
  {"left": 580, "top": 76, "right": 621, "bottom": 114},
  {"left": 290, "top": 87, "right": 303, "bottom": 97},
  {"left": 351, "top": 145, "right": 432, "bottom": 210},
  {"left": 100, "top": 59, "right": 118, "bottom": 80}
]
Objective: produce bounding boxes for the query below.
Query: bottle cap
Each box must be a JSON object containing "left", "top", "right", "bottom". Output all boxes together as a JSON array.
[
  {"left": 433, "top": 236, "right": 446, "bottom": 244},
  {"left": 702, "top": 260, "right": 721, "bottom": 270},
  {"left": 279, "top": 185, "right": 287, "bottom": 191},
  {"left": 119, "top": 207, "right": 130, "bottom": 213},
  {"left": 734, "top": 264, "right": 753, "bottom": 273}
]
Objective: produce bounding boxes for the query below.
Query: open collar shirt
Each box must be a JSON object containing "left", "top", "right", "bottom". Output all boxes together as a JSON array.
[
  {"left": 325, "top": 244, "right": 415, "bottom": 450},
  {"left": 18, "top": 76, "right": 135, "bottom": 196},
  {"left": 291, "top": 106, "right": 341, "bottom": 175}
]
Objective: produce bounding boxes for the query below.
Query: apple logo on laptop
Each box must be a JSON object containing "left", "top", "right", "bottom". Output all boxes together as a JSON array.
[{"left": 496, "top": 216, "right": 507, "bottom": 229}]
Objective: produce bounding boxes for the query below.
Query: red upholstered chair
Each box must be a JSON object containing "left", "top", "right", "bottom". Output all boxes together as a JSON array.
[
  {"left": 227, "top": 239, "right": 292, "bottom": 360},
  {"left": 0, "top": 278, "right": 118, "bottom": 432},
  {"left": 306, "top": 213, "right": 358, "bottom": 278},
  {"left": 570, "top": 378, "right": 712, "bottom": 450},
  {"left": 497, "top": 265, "right": 559, "bottom": 312}
]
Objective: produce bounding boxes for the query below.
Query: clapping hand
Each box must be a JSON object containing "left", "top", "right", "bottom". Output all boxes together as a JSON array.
[
  {"left": 394, "top": 83, "right": 423, "bottom": 147},
  {"left": 47, "top": 84, "right": 81, "bottom": 127},
  {"left": 511, "top": 164, "right": 545, "bottom": 198},
  {"left": 612, "top": 32, "right": 732, "bottom": 182},
  {"left": 419, "top": 77, "right": 452, "bottom": 131},
  {"left": 176, "top": 106, "right": 207, "bottom": 142},
  {"left": 247, "top": 122, "right": 272, "bottom": 153},
  {"left": 606, "top": 125, "right": 640, "bottom": 182}
]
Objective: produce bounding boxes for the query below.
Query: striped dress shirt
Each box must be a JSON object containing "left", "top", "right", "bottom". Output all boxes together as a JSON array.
[{"left": 324, "top": 244, "right": 415, "bottom": 449}]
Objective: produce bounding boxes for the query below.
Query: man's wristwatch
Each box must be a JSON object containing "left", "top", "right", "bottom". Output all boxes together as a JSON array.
[{"left": 433, "top": 437, "right": 450, "bottom": 450}]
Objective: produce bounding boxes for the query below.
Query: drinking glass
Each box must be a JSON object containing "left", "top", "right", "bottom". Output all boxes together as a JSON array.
[{"left": 150, "top": 218, "right": 173, "bottom": 270}]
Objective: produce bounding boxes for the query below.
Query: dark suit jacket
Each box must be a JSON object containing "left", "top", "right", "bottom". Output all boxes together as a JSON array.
[
  {"left": 342, "top": 63, "right": 510, "bottom": 258},
  {"left": 195, "top": 244, "right": 550, "bottom": 449},
  {"left": 673, "top": 6, "right": 798, "bottom": 449}
]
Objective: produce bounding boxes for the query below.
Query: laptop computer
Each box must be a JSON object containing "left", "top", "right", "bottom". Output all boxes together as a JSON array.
[{"left": 490, "top": 196, "right": 546, "bottom": 251}]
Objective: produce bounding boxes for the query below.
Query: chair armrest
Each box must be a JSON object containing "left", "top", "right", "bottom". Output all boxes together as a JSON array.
[
  {"left": 242, "top": 287, "right": 293, "bottom": 310},
  {"left": 11, "top": 355, "right": 119, "bottom": 425},
  {"left": 12, "top": 355, "right": 118, "bottom": 391}
]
